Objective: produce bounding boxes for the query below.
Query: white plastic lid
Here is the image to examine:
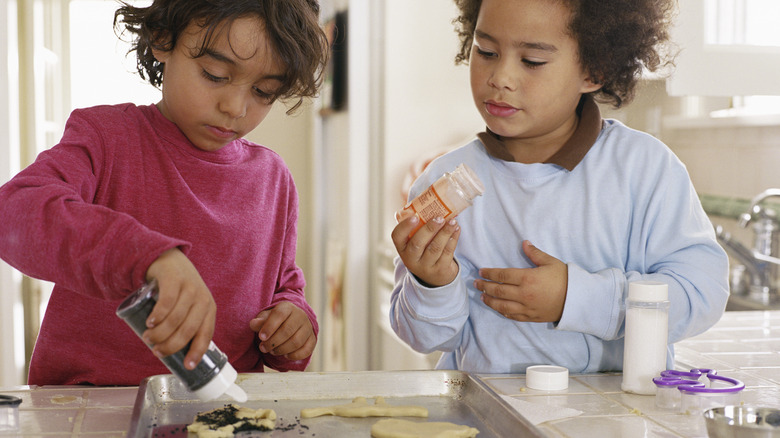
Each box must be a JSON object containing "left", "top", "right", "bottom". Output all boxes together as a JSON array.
[
  {"left": 526, "top": 365, "right": 569, "bottom": 391},
  {"left": 192, "top": 362, "right": 248, "bottom": 402},
  {"left": 628, "top": 281, "right": 668, "bottom": 302}
]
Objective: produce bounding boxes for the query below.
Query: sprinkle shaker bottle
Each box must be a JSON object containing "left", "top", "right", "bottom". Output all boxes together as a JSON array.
[
  {"left": 621, "top": 281, "right": 670, "bottom": 395},
  {"left": 396, "top": 163, "right": 485, "bottom": 236},
  {"left": 116, "top": 280, "right": 247, "bottom": 402}
]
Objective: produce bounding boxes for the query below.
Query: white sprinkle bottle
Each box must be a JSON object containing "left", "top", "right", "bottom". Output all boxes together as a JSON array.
[{"left": 621, "top": 281, "right": 670, "bottom": 395}]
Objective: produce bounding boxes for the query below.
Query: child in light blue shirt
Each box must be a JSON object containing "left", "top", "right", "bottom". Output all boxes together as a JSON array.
[{"left": 390, "top": 0, "right": 729, "bottom": 373}]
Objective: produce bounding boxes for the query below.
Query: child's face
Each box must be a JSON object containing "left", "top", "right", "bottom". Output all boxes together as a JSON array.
[
  {"left": 152, "top": 16, "right": 285, "bottom": 151},
  {"left": 469, "top": 0, "right": 600, "bottom": 154}
]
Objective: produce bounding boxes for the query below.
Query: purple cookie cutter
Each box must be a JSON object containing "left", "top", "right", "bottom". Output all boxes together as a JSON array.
[{"left": 653, "top": 368, "right": 745, "bottom": 394}]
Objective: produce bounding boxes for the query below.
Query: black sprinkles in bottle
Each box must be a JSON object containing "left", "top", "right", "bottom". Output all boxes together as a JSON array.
[{"left": 116, "top": 280, "right": 228, "bottom": 391}]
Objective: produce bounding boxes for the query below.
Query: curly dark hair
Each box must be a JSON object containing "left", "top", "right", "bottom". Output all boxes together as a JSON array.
[
  {"left": 452, "top": 0, "right": 677, "bottom": 108},
  {"left": 114, "top": 0, "right": 330, "bottom": 113}
]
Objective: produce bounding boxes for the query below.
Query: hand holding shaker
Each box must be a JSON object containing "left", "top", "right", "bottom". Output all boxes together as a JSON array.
[
  {"left": 621, "top": 281, "right": 670, "bottom": 395},
  {"left": 396, "top": 163, "right": 485, "bottom": 236},
  {"left": 116, "top": 280, "right": 247, "bottom": 402}
]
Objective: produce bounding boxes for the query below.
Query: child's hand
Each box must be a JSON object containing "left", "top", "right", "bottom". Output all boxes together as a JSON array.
[
  {"left": 475, "top": 241, "right": 568, "bottom": 323},
  {"left": 391, "top": 215, "right": 461, "bottom": 287},
  {"left": 143, "top": 248, "right": 217, "bottom": 370},
  {"left": 249, "top": 301, "right": 316, "bottom": 361}
]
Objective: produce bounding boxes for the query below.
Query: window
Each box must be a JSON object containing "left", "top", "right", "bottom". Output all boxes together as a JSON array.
[
  {"left": 706, "top": 0, "right": 780, "bottom": 46},
  {"left": 668, "top": 0, "right": 780, "bottom": 98}
]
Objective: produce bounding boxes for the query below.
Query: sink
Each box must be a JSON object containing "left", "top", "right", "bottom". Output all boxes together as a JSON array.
[{"left": 726, "top": 293, "right": 780, "bottom": 311}]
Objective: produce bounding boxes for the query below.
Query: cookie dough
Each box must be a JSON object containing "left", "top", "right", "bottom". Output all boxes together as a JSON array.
[
  {"left": 186, "top": 404, "right": 276, "bottom": 438},
  {"left": 300, "top": 396, "right": 428, "bottom": 418},
  {"left": 371, "top": 418, "right": 480, "bottom": 438}
]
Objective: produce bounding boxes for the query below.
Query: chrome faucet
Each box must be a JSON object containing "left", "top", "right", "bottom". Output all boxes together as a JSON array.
[
  {"left": 717, "top": 189, "right": 780, "bottom": 306},
  {"left": 716, "top": 225, "right": 772, "bottom": 302}
]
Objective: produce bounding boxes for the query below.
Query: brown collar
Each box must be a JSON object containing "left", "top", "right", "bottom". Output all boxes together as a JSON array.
[{"left": 476, "top": 95, "right": 603, "bottom": 171}]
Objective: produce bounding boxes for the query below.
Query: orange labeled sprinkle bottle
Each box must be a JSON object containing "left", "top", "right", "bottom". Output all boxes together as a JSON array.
[{"left": 396, "top": 163, "right": 484, "bottom": 235}]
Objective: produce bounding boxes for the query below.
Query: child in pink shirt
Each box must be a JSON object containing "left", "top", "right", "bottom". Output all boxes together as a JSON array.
[{"left": 0, "top": 0, "right": 329, "bottom": 385}]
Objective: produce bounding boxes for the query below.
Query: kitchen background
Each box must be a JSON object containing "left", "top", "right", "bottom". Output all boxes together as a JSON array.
[{"left": 1, "top": 0, "right": 779, "bottom": 388}]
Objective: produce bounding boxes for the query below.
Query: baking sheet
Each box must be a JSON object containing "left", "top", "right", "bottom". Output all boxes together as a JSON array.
[{"left": 127, "top": 370, "right": 545, "bottom": 437}]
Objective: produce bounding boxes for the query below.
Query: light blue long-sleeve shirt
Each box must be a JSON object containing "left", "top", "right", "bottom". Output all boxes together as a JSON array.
[{"left": 390, "top": 118, "right": 729, "bottom": 374}]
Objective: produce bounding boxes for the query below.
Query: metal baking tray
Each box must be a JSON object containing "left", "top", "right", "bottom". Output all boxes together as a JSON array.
[{"left": 127, "top": 370, "right": 545, "bottom": 437}]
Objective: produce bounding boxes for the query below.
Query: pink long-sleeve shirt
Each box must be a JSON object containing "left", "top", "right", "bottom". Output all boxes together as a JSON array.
[{"left": 0, "top": 103, "right": 317, "bottom": 385}]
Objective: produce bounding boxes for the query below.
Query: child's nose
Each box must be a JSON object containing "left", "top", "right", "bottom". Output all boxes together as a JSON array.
[
  {"left": 218, "top": 88, "right": 248, "bottom": 119},
  {"left": 488, "top": 59, "right": 517, "bottom": 91}
]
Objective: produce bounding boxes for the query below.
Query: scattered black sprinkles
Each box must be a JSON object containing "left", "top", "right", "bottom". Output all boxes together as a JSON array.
[
  {"left": 274, "top": 416, "right": 315, "bottom": 436},
  {"left": 191, "top": 404, "right": 274, "bottom": 433},
  {"left": 151, "top": 424, "right": 187, "bottom": 437},
  {"left": 148, "top": 408, "right": 320, "bottom": 436},
  {"left": 195, "top": 404, "right": 242, "bottom": 426}
]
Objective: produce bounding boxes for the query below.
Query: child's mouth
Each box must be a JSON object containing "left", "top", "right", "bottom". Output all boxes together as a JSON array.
[
  {"left": 485, "top": 101, "right": 519, "bottom": 117},
  {"left": 207, "top": 125, "right": 237, "bottom": 139}
]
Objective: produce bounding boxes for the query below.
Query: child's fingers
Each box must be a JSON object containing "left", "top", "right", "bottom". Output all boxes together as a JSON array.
[
  {"left": 148, "top": 298, "right": 199, "bottom": 357},
  {"left": 444, "top": 227, "right": 461, "bottom": 257},
  {"left": 285, "top": 332, "right": 317, "bottom": 361},
  {"left": 144, "top": 248, "right": 188, "bottom": 329},
  {"left": 476, "top": 266, "right": 563, "bottom": 323},
  {"left": 142, "top": 282, "right": 189, "bottom": 349},
  {"left": 419, "top": 219, "right": 459, "bottom": 266},
  {"left": 145, "top": 278, "right": 179, "bottom": 330},
  {"left": 142, "top": 248, "right": 217, "bottom": 366},
  {"left": 259, "top": 313, "right": 296, "bottom": 354},
  {"left": 264, "top": 324, "right": 310, "bottom": 357},
  {"left": 477, "top": 267, "right": 522, "bottom": 286},
  {"left": 474, "top": 268, "right": 527, "bottom": 317},
  {"left": 390, "top": 216, "right": 420, "bottom": 249},
  {"left": 183, "top": 308, "right": 216, "bottom": 369},
  {"left": 255, "top": 304, "right": 290, "bottom": 349},
  {"left": 476, "top": 276, "right": 520, "bottom": 302},
  {"left": 480, "top": 293, "right": 529, "bottom": 321},
  {"left": 402, "top": 217, "right": 446, "bottom": 258},
  {"left": 249, "top": 310, "right": 269, "bottom": 333},
  {"left": 257, "top": 303, "right": 314, "bottom": 359},
  {"left": 145, "top": 282, "right": 214, "bottom": 360}
]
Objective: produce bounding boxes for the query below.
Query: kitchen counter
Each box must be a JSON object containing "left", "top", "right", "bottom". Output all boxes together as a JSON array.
[
  {"left": 481, "top": 310, "right": 780, "bottom": 437},
  {"left": 1, "top": 310, "right": 779, "bottom": 437}
]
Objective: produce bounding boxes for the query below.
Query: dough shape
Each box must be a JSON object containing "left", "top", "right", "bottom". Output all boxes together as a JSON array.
[
  {"left": 300, "top": 396, "right": 429, "bottom": 418},
  {"left": 371, "top": 418, "right": 480, "bottom": 438},
  {"left": 187, "top": 404, "right": 276, "bottom": 437}
]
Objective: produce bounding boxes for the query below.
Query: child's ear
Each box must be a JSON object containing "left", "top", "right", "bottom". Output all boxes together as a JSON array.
[
  {"left": 580, "top": 75, "right": 603, "bottom": 94},
  {"left": 151, "top": 33, "right": 173, "bottom": 63},
  {"left": 151, "top": 47, "right": 170, "bottom": 64}
]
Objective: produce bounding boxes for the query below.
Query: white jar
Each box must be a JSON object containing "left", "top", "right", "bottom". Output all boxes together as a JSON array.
[{"left": 621, "top": 281, "right": 670, "bottom": 395}]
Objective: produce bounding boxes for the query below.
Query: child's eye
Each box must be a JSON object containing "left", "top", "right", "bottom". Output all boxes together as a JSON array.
[
  {"left": 476, "top": 47, "right": 497, "bottom": 59},
  {"left": 523, "top": 59, "right": 547, "bottom": 69},
  {"left": 201, "top": 69, "right": 227, "bottom": 83},
  {"left": 253, "top": 86, "right": 275, "bottom": 101}
]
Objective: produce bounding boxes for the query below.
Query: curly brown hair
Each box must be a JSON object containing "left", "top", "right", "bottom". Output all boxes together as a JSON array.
[
  {"left": 452, "top": 0, "right": 677, "bottom": 108},
  {"left": 114, "top": 0, "right": 330, "bottom": 113}
]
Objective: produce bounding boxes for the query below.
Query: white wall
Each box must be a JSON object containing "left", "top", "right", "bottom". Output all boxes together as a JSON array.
[
  {"left": 380, "top": 0, "right": 483, "bottom": 237},
  {"left": 246, "top": 103, "right": 315, "bottom": 293},
  {"left": 371, "top": 0, "right": 484, "bottom": 370},
  {"left": 245, "top": 100, "right": 322, "bottom": 369}
]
